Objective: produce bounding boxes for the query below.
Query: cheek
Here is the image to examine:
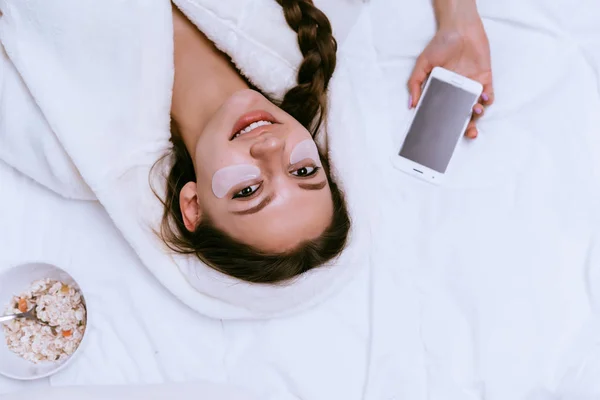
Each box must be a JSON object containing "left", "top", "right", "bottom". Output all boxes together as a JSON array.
[
  {"left": 194, "top": 134, "right": 230, "bottom": 177},
  {"left": 194, "top": 182, "right": 226, "bottom": 220},
  {"left": 283, "top": 121, "right": 314, "bottom": 149},
  {"left": 193, "top": 145, "right": 221, "bottom": 203},
  {"left": 193, "top": 149, "right": 215, "bottom": 183}
]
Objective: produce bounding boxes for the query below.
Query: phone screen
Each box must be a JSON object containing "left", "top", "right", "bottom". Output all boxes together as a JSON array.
[{"left": 399, "top": 77, "right": 478, "bottom": 173}]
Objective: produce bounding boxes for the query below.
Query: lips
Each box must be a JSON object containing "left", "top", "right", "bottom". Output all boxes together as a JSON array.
[{"left": 230, "top": 110, "right": 277, "bottom": 140}]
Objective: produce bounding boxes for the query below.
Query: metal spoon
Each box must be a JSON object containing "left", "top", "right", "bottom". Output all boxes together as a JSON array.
[{"left": 0, "top": 307, "right": 52, "bottom": 328}]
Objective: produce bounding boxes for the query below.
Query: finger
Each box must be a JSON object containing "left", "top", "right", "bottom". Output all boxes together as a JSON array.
[
  {"left": 465, "top": 121, "right": 478, "bottom": 139},
  {"left": 481, "top": 81, "right": 495, "bottom": 106},
  {"left": 472, "top": 103, "right": 485, "bottom": 119},
  {"left": 465, "top": 126, "right": 478, "bottom": 139},
  {"left": 407, "top": 55, "right": 433, "bottom": 108}
]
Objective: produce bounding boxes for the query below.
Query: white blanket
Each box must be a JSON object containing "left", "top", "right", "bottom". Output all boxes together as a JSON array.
[{"left": 2, "top": 0, "right": 600, "bottom": 398}]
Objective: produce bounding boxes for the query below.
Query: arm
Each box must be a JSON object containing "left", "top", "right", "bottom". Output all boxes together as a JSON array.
[
  {"left": 408, "top": 0, "right": 493, "bottom": 139},
  {"left": 433, "top": 0, "right": 480, "bottom": 29}
]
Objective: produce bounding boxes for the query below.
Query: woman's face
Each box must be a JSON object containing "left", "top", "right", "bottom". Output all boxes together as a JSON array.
[{"left": 180, "top": 89, "right": 334, "bottom": 252}]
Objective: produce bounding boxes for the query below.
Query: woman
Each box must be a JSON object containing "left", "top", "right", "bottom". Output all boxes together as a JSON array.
[
  {"left": 159, "top": 0, "right": 493, "bottom": 283},
  {"left": 160, "top": 1, "right": 349, "bottom": 284}
]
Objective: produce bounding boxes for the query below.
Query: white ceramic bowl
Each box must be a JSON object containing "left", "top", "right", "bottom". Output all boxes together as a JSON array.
[{"left": 0, "top": 262, "right": 89, "bottom": 380}]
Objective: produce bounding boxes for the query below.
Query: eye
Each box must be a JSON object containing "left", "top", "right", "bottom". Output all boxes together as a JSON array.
[
  {"left": 291, "top": 166, "right": 320, "bottom": 177},
  {"left": 232, "top": 183, "right": 261, "bottom": 199}
]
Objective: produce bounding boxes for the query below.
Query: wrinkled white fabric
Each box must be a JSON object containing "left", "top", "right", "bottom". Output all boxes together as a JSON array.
[{"left": 1, "top": 0, "right": 600, "bottom": 399}]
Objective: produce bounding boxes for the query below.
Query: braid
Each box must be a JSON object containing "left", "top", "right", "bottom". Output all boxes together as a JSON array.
[{"left": 275, "top": 0, "right": 337, "bottom": 137}]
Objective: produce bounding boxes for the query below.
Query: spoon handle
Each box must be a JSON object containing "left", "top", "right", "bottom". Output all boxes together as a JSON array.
[{"left": 0, "top": 314, "right": 19, "bottom": 323}]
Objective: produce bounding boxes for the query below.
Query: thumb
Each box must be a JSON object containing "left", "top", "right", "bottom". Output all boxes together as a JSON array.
[{"left": 408, "top": 55, "right": 433, "bottom": 108}]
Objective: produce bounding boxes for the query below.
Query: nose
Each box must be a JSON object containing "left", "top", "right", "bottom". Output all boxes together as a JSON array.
[{"left": 250, "top": 135, "right": 284, "bottom": 159}]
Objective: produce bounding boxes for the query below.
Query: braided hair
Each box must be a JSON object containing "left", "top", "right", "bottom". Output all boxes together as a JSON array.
[{"left": 276, "top": 0, "right": 337, "bottom": 135}]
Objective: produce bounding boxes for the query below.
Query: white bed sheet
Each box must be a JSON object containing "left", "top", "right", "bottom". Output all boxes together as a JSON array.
[
  {"left": 0, "top": 159, "right": 372, "bottom": 399},
  {"left": 0, "top": 160, "right": 223, "bottom": 393},
  {"left": 363, "top": 0, "right": 600, "bottom": 398},
  {"left": 2, "top": 0, "right": 600, "bottom": 399}
]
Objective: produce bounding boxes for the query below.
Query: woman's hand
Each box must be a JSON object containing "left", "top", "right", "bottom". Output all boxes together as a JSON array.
[{"left": 408, "top": 16, "right": 493, "bottom": 139}]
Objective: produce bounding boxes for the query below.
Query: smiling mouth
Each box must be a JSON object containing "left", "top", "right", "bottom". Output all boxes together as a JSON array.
[
  {"left": 231, "top": 120, "right": 273, "bottom": 140},
  {"left": 230, "top": 110, "right": 278, "bottom": 141}
]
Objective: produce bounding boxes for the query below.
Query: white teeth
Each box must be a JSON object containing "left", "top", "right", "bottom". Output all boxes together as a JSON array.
[{"left": 234, "top": 120, "right": 272, "bottom": 139}]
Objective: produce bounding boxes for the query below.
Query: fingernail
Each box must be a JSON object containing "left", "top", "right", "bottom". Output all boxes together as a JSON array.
[
  {"left": 408, "top": 95, "right": 413, "bottom": 109},
  {"left": 482, "top": 93, "right": 489, "bottom": 102},
  {"left": 474, "top": 107, "right": 483, "bottom": 115}
]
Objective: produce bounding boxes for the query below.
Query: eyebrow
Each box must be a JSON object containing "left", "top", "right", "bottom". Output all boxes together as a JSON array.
[
  {"left": 298, "top": 180, "right": 327, "bottom": 191},
  {"left": 232, "top": 195, "right": 274, "bottom": 215}
]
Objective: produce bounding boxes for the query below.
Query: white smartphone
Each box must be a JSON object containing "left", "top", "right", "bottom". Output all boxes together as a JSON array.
[{"left": 391, "top": 67, "right": 483, "bottom": 184}]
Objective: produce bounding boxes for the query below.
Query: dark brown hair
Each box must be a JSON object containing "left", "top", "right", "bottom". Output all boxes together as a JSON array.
[{"left": 157, "top": 0, "right": 350, "bottom": 283}]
